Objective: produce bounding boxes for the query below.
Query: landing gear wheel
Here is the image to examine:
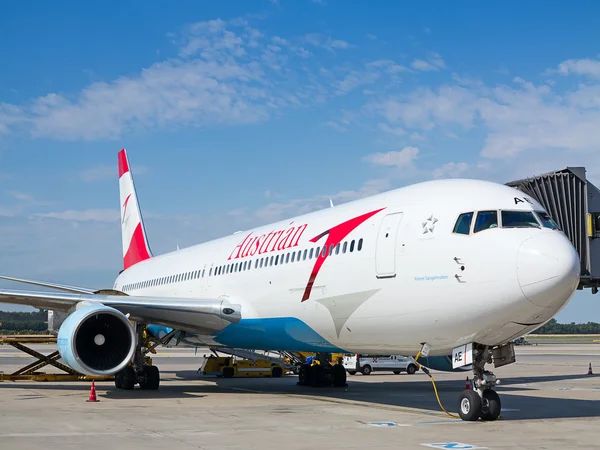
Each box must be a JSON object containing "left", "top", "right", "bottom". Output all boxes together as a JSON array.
[
  {"left": 297, "top": 363, "right": 311, "bottom": 386},
  {"left": 407, "top": 364, "right": 417, "bottom": 375},
  {"left": 332, "top": 364, "right": 347, "bottom": 387},
  {"left": 139, "top": 365, "right": 160, "bottom": 390},
  {"left": 458, "top": 389, "right": 481, "bottom": 421},
  {"left": 311, "top": 364, "right": 332, "bottom": 387},
  {"left": 118, "top": 366, "right": 136, "bottom": 390},
  {"left": 361, "top": 365, "right": 372, "bottom": 375},
  {"left": 480, "top": 390, "right": 501, "bottom": 421},
  {"left": 114, "top": 373, "right": 123, "bottom": 389}
]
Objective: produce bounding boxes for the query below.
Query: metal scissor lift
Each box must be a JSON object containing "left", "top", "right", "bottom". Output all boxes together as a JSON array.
[{"left": 0, "top": 335, "right": 113, "bottom": 382}]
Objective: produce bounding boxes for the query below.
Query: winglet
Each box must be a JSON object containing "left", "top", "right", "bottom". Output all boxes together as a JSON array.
[{"left": 119, "top": 148, "right": 152, "bottom": 270}]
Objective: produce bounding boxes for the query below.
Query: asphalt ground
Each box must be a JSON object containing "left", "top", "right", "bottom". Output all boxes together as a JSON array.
[{"left": 0, "top": 343, "right": 598, "bottom": 449}]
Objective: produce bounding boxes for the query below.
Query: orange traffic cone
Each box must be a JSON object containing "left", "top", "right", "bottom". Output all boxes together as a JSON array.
[
  {"left": 465, "top": 376, "right": 471, "bottom": 390},
  {"left": 588, "top": 363, "right": 593, "bottom": 375},
  {"left": 86, "top": 380, "right": 99, "bottom": 402}
]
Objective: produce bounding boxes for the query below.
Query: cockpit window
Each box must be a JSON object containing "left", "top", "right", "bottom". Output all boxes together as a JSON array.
[
  {"left": 535, "top": 211, "right": 560, "bottom": 230},
  {"left": 501, "top": 210, "right": 540, "bottom": 228},
  {"left": 453, "top": 212, "right": 473, "bottom": 235},
  {"left": 473, "top": 210, "right": 498, "bottom": 233}
]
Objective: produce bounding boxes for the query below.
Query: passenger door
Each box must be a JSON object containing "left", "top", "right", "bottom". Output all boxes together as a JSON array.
[{"left": 375, "top": 212, "right": 404, "bottom": 278}]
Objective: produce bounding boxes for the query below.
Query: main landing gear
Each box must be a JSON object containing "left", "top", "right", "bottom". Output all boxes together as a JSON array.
[
  {"left": 458, "top": 344, "right": 503, "bottom": 421},
  {"left": 296, "top": 353, "right": 348, "bottom": 388},
  {"left": 115, "top": 324, "right": 166, "bottom": 391}
]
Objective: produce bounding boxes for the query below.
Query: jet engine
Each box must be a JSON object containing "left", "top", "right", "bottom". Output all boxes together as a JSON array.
[{"left": 57, "top": 303, "right": 136, "bottom": 376}]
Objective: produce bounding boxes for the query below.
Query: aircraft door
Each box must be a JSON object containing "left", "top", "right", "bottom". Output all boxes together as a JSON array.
[{"left": 375, "top": 212, "right": 404, "bottom": 278}]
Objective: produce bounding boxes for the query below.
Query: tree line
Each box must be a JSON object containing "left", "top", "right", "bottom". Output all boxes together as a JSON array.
[
  {"left": 0, "top": 311, "right": 599, "bottom": 335},
  {"left": 534, "top": 318, "right": 600, "bottom": 334},
  {"left": 0, "top": 310, "right": 49, "bottom": 334}
]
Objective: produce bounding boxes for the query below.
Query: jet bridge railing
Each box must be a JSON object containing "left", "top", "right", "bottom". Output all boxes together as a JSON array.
[{"left": 506, "top": 167, "right": 600, "bottom": 293}]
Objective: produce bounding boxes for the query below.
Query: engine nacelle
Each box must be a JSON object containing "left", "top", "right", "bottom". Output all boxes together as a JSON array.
[{"left": 57, "top": 303, "right": 136, "bottom": 376}]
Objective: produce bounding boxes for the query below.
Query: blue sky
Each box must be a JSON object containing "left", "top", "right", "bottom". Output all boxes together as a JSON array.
[{"left": 1, "top": 0, "right": 600, "bottom": 322}]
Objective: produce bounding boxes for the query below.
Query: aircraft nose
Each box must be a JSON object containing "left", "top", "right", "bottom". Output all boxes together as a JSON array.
[{"left": 517, "top": 232, "right": 580, "bottom": 308}]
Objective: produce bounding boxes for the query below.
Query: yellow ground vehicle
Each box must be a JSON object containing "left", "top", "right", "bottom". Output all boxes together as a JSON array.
[{"left": 200, "top": 355, "right": 285, "bottom": 378}]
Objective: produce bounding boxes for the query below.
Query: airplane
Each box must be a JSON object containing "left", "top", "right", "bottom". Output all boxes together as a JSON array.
[{"left": 0, "top": 148, "right": 580, "bottom": 422}]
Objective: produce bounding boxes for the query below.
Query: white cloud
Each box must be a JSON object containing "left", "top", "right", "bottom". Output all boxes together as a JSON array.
[
  {"left": 432, "top": 162, "right": 471, "bottom": 179},
  {"left": 555, "top": 58, "right": 600, "bottom": 78},
  {"left": 378, "top": 123, "right": 405, "bottom": 136},
  {"left": 363, "top": 147, "right": 419, "bottom": 169},
  {"left": 81, "top": 165, "right": 148, "bottom": 182},
  {"left": 303, "top": 33, "right": 351, "bottom": 51},
  {"left": 371, "top": 85, "right": 478, "bottom": 130},
  {"left": 0, "top": 19, "right": 356, "bottom": 142},
  {"left": 32, "top": 209, "right": 120, "bottom": 222},
  {"left": 0, "top": 206, "right": 19, "bottom": 217},
  {"left": 8, "top": 191, "right": 34, "bottom": 201},
  {"left": 369, "top": 61, "right": 600, "bottom": 160},
  {"left": 411, "top": 53, "right": 445, "bottom": 72},
  {"left": 411, "top": 60, "right": 436, "bottom": 71}
]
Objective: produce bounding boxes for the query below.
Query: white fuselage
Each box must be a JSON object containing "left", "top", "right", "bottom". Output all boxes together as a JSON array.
[{"left": 113, "top": 178, "right": 580, "bottom": 357}]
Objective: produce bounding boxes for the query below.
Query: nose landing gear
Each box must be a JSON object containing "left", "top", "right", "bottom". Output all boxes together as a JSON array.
[{"left": 458, "top": 345, "right": 502, "bottom": 421}]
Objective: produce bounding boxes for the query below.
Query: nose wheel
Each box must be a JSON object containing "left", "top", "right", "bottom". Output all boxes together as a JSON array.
[
  {"left": 458, "top": 388, "right": 501, "bottom": 421},
  {"left": 458, "top": 345, "right": 502, "bottom": 421}
]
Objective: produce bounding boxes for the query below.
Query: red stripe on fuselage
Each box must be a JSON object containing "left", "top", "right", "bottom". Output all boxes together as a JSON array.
[
  {"left": 301, "top": 207, "right": 386, "bottom": 302},
  {"left": 118, "top": 149, "right": 130, "bottom": 178},
  {"left": 123, "top": 223, "right": 151, "bottom": 270}
]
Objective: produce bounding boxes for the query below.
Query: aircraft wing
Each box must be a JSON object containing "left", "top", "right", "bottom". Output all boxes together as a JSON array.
[
  {"left": 0, "top": 288, "right": 241, "bottom": 335},
  {"left": 0, "top": 275, "right": 96, "bottom": 294}
]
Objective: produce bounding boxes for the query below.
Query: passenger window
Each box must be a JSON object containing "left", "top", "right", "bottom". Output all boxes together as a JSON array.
[
  {"left": 321, "top": 246, "right": 327, "bottom": 257},
  {"left": 502, "top": 210, "right": 540, "bottom": 228},
  {"left": 335, "top": 243, "right": 340, "bottom": 255},
  {"left": 286, "top": 253, "right": 290, "bottom": 263},
  {"left": 342, "top": 241, "right": 347, "bottom": 253},
  {"left": 309, "top": 248, "right": 314, "bottom": 259},
  {"left": 453, "top": 212, "right": 473, "bottom": 235},
  {"left": 329, "top": 244, "right": 334, "bottom": 256},
  {"left": 358, "top": 238, "right": 363, "bottom": 251},
  {"left": 350, "top": 240, "right": 355, "bottom": 252},
  {"left": 275, "top": 255, "right": 279, "bottom": 265},
  {"left": 291, "top": 252, "right": 295, "bottom": 263},
  {"left": 474, "top": 210, "right": 498, "bottom": 233},
  {"left": 315, "top": 247, "right": 320, "bottom": 258},
  {"left": 303, "top": 249, "right": 307, "bottom": 260}
]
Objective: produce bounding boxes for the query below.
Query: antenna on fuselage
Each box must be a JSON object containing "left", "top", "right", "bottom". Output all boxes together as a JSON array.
[{"left": 329, "top": 199, "right": 334, "bottom": 208}]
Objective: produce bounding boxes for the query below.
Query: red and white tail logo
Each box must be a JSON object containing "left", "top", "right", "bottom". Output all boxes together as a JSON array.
[{"left": 118, "top": 148, "right": 152, "bottom": 270}]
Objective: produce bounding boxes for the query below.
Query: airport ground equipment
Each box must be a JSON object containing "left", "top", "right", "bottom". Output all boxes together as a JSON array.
[
  {"left": 507, "top": 166, "right": 600, "bottom": 293},
  {"left": 199, "top": 355, "right": 285, "bottom": 378},
  {"left": 342, "top": 354, "right": 419, "bottom": 375},
  {"left": 209, "top": 346, "right": 295, "bottom": 372},
  {"left": 0, "top": 335, "right": 113, "bottom": 382}
]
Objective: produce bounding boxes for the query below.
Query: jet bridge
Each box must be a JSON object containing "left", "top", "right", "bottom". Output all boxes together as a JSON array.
[{"left": 506, "top": 167, "right": 600, "bottom": 294}]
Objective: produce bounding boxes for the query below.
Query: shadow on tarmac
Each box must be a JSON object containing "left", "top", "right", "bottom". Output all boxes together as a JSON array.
[{"left": 1, "top": 370, "right": 598, "bottom": 421}]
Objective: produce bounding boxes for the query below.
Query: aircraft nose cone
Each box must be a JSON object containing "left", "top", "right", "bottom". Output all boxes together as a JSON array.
[{"left": 517, "top": 232, "right": 580, "bottom": 308}]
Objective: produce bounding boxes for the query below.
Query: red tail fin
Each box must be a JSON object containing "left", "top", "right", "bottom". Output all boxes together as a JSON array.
[{"left": 119, "top": 149, "right": 152, "bottom": 270}]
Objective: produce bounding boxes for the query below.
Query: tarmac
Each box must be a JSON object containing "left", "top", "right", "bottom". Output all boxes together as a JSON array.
[{"left": 0, "top": 343, "right": 599, "bottom": 450}]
